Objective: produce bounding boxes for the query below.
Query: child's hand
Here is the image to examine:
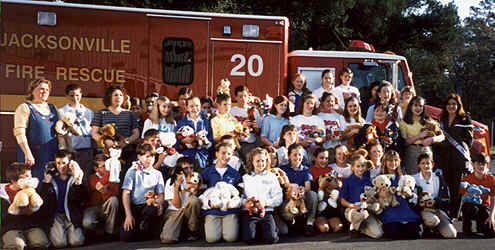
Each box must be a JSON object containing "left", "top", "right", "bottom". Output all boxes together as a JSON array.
[
  {"left": 123, "top": 215, "right": 135, "bottom": 231},
  {"left": 43, "top": 172, "right": 52, "bottom": 183},
  {"left": 95, "top": 182, "right": 103, "bottom": 191},
  {"left": 418, "top": 130, "right": 429, "bottom": 139},
  {"left": 352, "top": 203, "right": 361, "bottom": 209},
  {"left": 485, "top": 217, "right": 495, "bottom": 230},
  {"left": 422, "top": 137, "right": 434, "bottom": 147},
  {"left": 175, "top": 175, "right": 184, "bottom": 186}
]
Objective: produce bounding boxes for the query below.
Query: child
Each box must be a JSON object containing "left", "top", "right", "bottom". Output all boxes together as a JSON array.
[
  {"left": 290, "top": 94, "right": 325, "bottom": 152},
  {"left": 356, "top": 104, "right": 402, "bottom": 153},
  {"left": 313, "top": 69, "right": 338, "bottom": 107},
  {"left": 334, "top": 67, "right": 360, "bottom": 110},
  {"left": 459, "top": 152, "right": 495, "bottom": 238},
  {"left": 176, "top": 97, "right": 214, "bottom": 169},
  {"left": 340, "top": 152, "right": 383, "bottom": 239},
  {"left": 1, "top": 163, "right": 53, "bottom": 250},
  {"left": 264, "top": 145, "right": 279, "bottom": 169},
  {"left": 361, "top": 80, "right": 380, "bottom": 120},
  {"left": 201, "top": 142, "right": 241, "bottom": 243},
  {"left": 230, "top": 85, "right": 262, "bottom": 157},
  {"left": 210, "top": 93, "right": 239, "bottom": 143},
  {"left": 82, "top": 154, "right": 119, "bottom": 239},
  {"left": 340, "top": 97, "right": 365, "bottom": 148},
  {"left": 177, "top": 87, "right": 192, "bottom": 120},
  {"left": 400, "top": 86, "right": 415, "bottom": 117},
  {"left": 260, "top": 95, "right": 290, "bottom": 147},
  {"left": 329, "top": 145, "right": 352, "bottom": 179},
  {"left": 200, "top": 96, "right": 216, "bottom": 119},
  {"left": 161, "top": 156, "right": 202, "bottom": 243},
  {"left": 241, "top": 147, "right": 283, "bottom": 244},
  {"left": 400, "top": 96, "right": 444, "bottom": 174},
  {"left": 310, "top": 147, "right": 331, "bottom": 180},
  {"left": 277, "top": 125, "right": 310, "bottom": 167},
  {"left": 142, "top": 96, "right": 176, "bottom": 138},
  {"left": 280, "top": 144, "right": 318, "bottom": 236},
  {"left": 218, "top": 135, "right": 244, "bottom": 172},
  {"left": 317, "top": 92, "right": 344, "bottom": 149},
  {"left": 366, "top": 141, "right": 384, "bottom": 179},
  {"left": 120, "top": 143, "right": 165, "bottom": 242},
  {"left": 413, "top": 153, "right": 456, "bottom": 238},
  {"left": 379, "top": 150, "right": 420, "bottom": 239},
  {"left": 47, "top": 150, "right": 87, "bottom": 248},
  {"left": 366, "top": 81, "right": 401, "bottom": 123},
  {"left": 288, "top": 73, "right": 311, "bottom": 114},
  {"left": 58, "top": 83, "right": 94, "bottom": 178}
]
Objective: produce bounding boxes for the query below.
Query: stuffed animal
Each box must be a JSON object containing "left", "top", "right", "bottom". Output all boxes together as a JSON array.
[
  {"left": 244, "top": 197, "right": 265, "bottom": 218},
  {"left": 309, "top": 127, "right": 326, "bottom": 144},
  {"left": 421, "top": 119, "right": 442, "bottom": 137},
  {"left": 156, "top": 132, "right": 183, "bottom": 167},
  {"left": 345, "top": 124, "right": 363, "bottom": 150},
  {"left": 199, "top": 181, "right": 242, "bottom": 211},
  {"left": 397, "top": 175, "right": 417, "bottom": 200},
  {"left": 180, "top": 171, "right": 202, "bottom": 196},
  {"left": 372, "top": 175, "right": 400, "bottom": 209},
  {"left": 317, "top": 171, "right": 342, "bottom": 212},
  {"left": 360, "top": 185, "right": 382, "bottom": 214},
  {"left": 144, "top": 190, "right": 159, "bottom": 207},
  {"left": 196, "top": 130, "right": 212, "bottom": 149},
  {"left": 97, "top": 123, "right": 128, "bottom": 148},
  {"left": 141, "top": 190, "right": 159, "bottom": 231},
  {"left": 460, "top": 181, "right": 491, "bottom": 205},
  {"left": 418, "top": 192, "right": 437, "bottom": 214},
  {"left": 344, "top": 205, "right": 369, "bottom": 231},
  {"left": 55, "top": 112, "right": 81, "bottom": 151},
  {"left": 8, "top": 177, "right": 43, "bottom": 215},
  {"left": 284, "top": 184, "right": 307, "bottom": 216},
  {"left": 217, "top": 78, "right": 231, "bottom": 95},
  {"left": 269, "top": 168, "right": 290, "bottom": 187},
  {"left": 105, "top": 147, "right": 122, "bottom": 183},
  {"left": 176, "top": 125, "right": 197, "bottom": 150}
]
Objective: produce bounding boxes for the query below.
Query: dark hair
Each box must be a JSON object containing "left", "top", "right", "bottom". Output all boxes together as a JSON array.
[
  {"left": 279, "top": 124, "right": 297, "bottom": 147},
  {"left": 170, "top": 156, "right": 198, "bottom": 183},
  {"left": 176, "top": 156, "right": 196, "bottom": 169},
  {"left": 143, "top": 129, "right": 160, "bottom": 140},
  {"left": 220, "top": 134, "right": 235, "bottom": 142},
  {"left": 366, "top": 140, "right": 383, "bottom": 156},
  {"left": 130, "top": 97, "right": 141, "bottom": 107},
  {"left": 338, "top": 67, "right": 354, "bottom": 85},
  {"left": 145, "top": 92, "right": 159, "bottom": 100},
  {"left": 215, "top": 142, "right": 232, "bottom": 152},
  {"left": 234, "top": 85, "right": 249, "bottom": 96},
  {"left": 136, "top": 143, "right": 155, "bottom": 156},
  {"left": 417, "top": 152, "right": 433, "bottom": 165},
  {"left": 297, "top": 94, "right": 318, "bottom": 115},
  {"left": 103, "top": 85, "right": 128, "bottom": 108},
  {"left": 343, "top": 96, "right": 363, "bottom": 123},
  {"left": 215, "top": 93, "right": 231, "bottom": 104},
  {"left": 403, "top": 96, "right": 427, "bottom": 125},
  {"left": 440, "top": 93, "right": 466, "bottom": 121},
  {"left": 366, "top": 80, "right": 381, "bottom": 102},
  {"left": 54, "top": 149, "right": 72, "bottom": 160},
  {"left": 321, "top": 69, "right": 333, "bottom": 78},
  {"left": 6, "top": 162, "right": 31, "bottom": 182},
  {"left": 269, "top": 95, "right": 289, "bottom": 118},
  {"left": 287, "top": 143, "right": 304, "bottom": 156},
  {"left": 178, "top": 87, "right": 192, "bottom": 97},
  {"left": 186, "top": 96, "right": 200, "bottom": 106},
  {"left": 313, "top": 147, "right": 328, "bottom": 158},
  {"left": 472, "top": 152, "right": 490, "bottom": 164},
  {"left": 200, "top": 96, "right": 214, "bottom": 106},
  {"left": 65, "top": 84, "right": 81, "bottom": 95},
  {"left": 93, "top": 154, "right": 107, "bottom": 167},
  {"left": 291, "top": 73, "right": 310, "bottom": 94},
  {"left": 320, "top": 92, "right": 338, "bottom": 108},
  {"left": 373, "top": 103, "right": 388, "bottom": 113},
  {"left": 246, "top": 147, "right": 270, "bottom": 174},
  {"left": 263, "top": 145, "right": 279, "bottom": 168}
]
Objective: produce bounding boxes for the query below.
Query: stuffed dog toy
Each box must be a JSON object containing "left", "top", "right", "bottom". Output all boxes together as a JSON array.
[
  {"left": 269, "top": 168, "right": 290, "bottom": 187},
  {"left": 55, "top": 112, "right": 81, "bottom": 151},
  {"left": 176, "top": 125, "right": 197, "bottom": 150},
  {"left": 180, "top": 171, "right": 202, "bottom": 196},
  {"left": 317, "top": 171, "right": 342, "bottom": 212},
  {"left": 284, "top": 183, "right": 307, "bottom": 216},
  {"left": 199, "top": 181, "right": 242, "bottom": 211}
]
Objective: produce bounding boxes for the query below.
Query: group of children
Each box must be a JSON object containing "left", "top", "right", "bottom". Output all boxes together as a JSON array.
[{"left": 3, "top": 68, "right": 495, "bottom": 249}]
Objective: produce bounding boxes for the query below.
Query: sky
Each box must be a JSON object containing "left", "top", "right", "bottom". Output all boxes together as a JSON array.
[{"left": 439, "top": 0, "right": 481, "bottom": 20}]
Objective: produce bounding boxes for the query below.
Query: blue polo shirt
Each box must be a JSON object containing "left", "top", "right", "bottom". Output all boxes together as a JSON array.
[
  {"left": 340, "top": 171, "right": 372, "bottom": 204},
  {"left": 261, "top": 114, "right": 289, "bottom": 144},
  {"left": 201, "top": 165, "right": 241, "bottom": 216},
  {"left": 280, "top": 163, "right": 312, "bottom": 186},
  {"left": 378, "top": 174, "right": 419, "bottom": 224},
  {"left": 122, "top": 164, "right": 165, "bottom": 205}
]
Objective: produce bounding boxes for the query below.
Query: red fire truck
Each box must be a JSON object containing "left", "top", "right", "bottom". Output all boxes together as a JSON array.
[{"left": 0, "top": 0, "right": 489, "bottom": 163}]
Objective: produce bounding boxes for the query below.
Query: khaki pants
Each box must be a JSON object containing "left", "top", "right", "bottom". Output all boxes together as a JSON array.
[
  {"left": 160, "top": 196, "right": 201, "bottom": 243},
  {"left": 421, "top": 209, "right": 457, "bottom": 238},
  {"left": 344, "top": 208, "right": 383, "bottom": 239},
  {"left": 49, "top": 213, "right": 85, "bottom": 248},
  {"left": 82, "top": 196, "right": 119, "bottom": 234},
  {"left": 204, "top": 213, "right": 239, "bottom": 243},
  {"left": 2, "top": 228, "right": 50, "bottom": 250}
]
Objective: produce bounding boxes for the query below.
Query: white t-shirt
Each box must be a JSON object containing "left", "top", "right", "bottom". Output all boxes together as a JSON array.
[
  {"left": 329, "top": 163, "right": 352, "bottom": 179},
  {"left": 215, "top": 167, "right": 228, "bottom": 177},
  {"left": 230, "top": 106, "right": 262, "bottom": 143},
  {"left": 289, "top": 115, "right": 325, "bottom": 141},
  {"left": 164, "top": 178, "right": 190, "bottom": 210},
  {"left": 312, "top": 87, "right": 338, "bottom": 106},
  {"left": 318, "top": 111, "right": 344, "bottom": 149},
  {"left": 334, "top": 85, "right": 360, "bottom": 109}
]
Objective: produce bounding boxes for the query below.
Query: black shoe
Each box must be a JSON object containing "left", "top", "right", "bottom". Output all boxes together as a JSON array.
[
  {"left": 304, "top": 225, "right": 316, "bottom": 237},
  {"left": 349, "top": 230, "right": 361, "bottom": 239}
]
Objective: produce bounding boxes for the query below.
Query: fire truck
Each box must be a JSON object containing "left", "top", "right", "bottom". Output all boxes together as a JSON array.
[{"left": 0, "top": 0, "right": 489, "bottom": 164}]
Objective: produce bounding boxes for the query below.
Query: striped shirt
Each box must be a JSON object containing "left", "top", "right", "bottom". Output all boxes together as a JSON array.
[{"left": 91, "top": 109, "right": 138, "bottom": 137}]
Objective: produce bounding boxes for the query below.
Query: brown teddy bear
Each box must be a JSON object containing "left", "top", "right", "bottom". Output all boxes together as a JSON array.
[
  {"left": 144, "top": 190, "right": 159, "bottom": 207},
  {"left": 55, "top": 112, "right": 81, "bottom": 151},
  {"left": 372, "top": 175, "right": 400, "bottom": 210},
  {"left": 284, "top": 183, "right": 307, "bottom": 216},
  {"left": 97, "top": 123, "right": 128, "bottom": 148},
  {"left": 244, "top": 197, "right": 265, "bottom": 218},
  {"left": 421, "top": 119, "right": 442, "bottom": 137},
  {"left": 269, "top": 168, "right": 290, "bottom": 187},
  {"left": 317, "top": 171, "right": 342, "bottom": 212},
  {"left": 8, "top": 177, "right": 43, "bottom": 215}
]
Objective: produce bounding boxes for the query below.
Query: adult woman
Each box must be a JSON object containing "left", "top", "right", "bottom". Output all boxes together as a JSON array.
[
  {"left": 91, "top": 85, "right": 139, "bottom": 164},
  {"left": 436, "top": 93, "right": 473, "bottom": 217},
  {"left": 14, "top": 78, "right": 59, "bottom": 180}
]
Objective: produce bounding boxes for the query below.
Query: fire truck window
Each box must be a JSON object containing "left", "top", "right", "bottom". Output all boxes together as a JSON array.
[
  {"left": 162, "top": 38, "right": 194, "bottom": 85},
  {"left": 396, "top": 66, "right": 406, "bottom": 91},
  {"left": 348, "top": 63, "right": 387, "bottom": 89}
]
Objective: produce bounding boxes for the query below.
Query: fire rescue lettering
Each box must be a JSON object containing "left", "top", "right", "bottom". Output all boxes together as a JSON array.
[
  {"left": 3, "top": 64, "right": 126, "bottom": 83},
  {"left": 0, "top": 33, "right": 131, "bottom": 54}
]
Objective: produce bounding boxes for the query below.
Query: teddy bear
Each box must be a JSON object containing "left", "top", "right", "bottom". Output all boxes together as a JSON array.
[
  {"left": 68, "top": 160, "right": 85, "bottom": 185},
  {"left": 199, "top": 181, "right": 242, "bottom": 211},
  {"left": 244, "top": 197, "right": 266, "bottom": 218},
  {"left": 269, "top": 168, "right": 290, "bottom": 187},
  {"left": 105, "top": 147, "right": 122, "bottom": 183},
  {"left": 179, "top": 171, "right": 202, "bottom": 196},
  {"left": 418, "top": 192, "right": 437, "bottom": 214},
  {"left": 8, "top": 177, "right": 44, "bottom": 215},
  {"left": 176, "top": 125, "right": 197, "bottom": 150},
  {"left": 360, "top": 185, "right": 382, "bottom": 214},
  {"left": 284, "top": 183, "right": 307, "bottom": 216},
  {"left": 372, "top": 175, "right": 400, "bottom": 209},
  {"left": 345, "top": 123, "right": 363, "bottom": 150},
  {"left": 55, "top": 112, "right": 81, "bottom": 151},
  {"left": 397, "top": 175, "right": 417, "bottom": 200},
  {"left": 460, "top": 181, "right": 491, "bottom": 205},
  {"left": 421, "top": 119, "right": 442, "bottom": 137},
  {"left": 317, "top": 171, "right": 342, "bottom": 212},
  {"left": 97, "top": 123, "right": 128, "bottom": 149},
  {"left": 140, "top": 190, "right": 159, "bottom": 231},
  {"left": 217, "top": 78, "right": 231, "bottom": 95},
  {"left": 309, "top": 127, "right": 326, "bottom": 144},
  {"left": 196, "top": 130, "right": 212, "bottom": 149},
  {"left": 156, "top": 132, "right": 183, "bottom": 167}
]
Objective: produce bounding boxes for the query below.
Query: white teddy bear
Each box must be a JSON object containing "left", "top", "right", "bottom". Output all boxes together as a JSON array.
[
  {"left": 156, "top": 132, "right": 183, "bottom": 167},
  {"left": 397, "top": 175, "right": 417, "bottom": 201},
  {"left": 105, "top": 148, "right": 122, "bottom": 183},
  {"left": 199, "top": 181, "right": 242, "bottom": 211}
]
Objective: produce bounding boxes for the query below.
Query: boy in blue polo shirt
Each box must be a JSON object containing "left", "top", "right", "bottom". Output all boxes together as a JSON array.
[
  {"left": 120, "top": 143, "right": 165, "bottom": 242},
  {"left": 280, "top": 143, "right": 318, "bottom": 236},
  {"left": 201, "top": 142, "right": 241, "bottom": 243}
]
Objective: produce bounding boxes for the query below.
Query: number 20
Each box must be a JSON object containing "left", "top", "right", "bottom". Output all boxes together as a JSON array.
[{"left": 230, "top": 54, "right": 263, "bottom": 77}]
